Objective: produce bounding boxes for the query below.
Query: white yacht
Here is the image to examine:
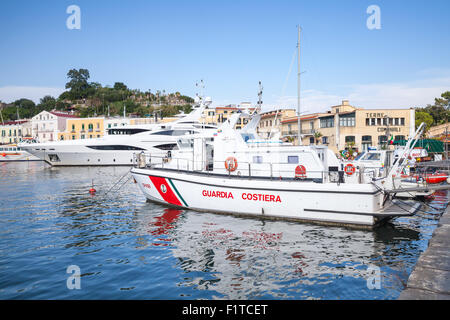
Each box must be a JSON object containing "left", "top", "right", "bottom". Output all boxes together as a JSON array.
[{"left": 20, "top": 97, "right": 217, "bottom": 166}]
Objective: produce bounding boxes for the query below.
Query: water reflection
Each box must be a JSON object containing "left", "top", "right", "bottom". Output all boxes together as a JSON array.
[{"left": 0, "top": 162, "right": 447, "bottom": 299}]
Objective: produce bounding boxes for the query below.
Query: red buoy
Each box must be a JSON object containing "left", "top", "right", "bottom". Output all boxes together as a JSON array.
[{"left": 89, "top": 180, "right": 96, "bottom": 195}]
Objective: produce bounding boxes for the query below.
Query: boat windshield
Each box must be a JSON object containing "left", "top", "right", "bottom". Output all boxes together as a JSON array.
[
  {"left": 354, "top": 152, "right": 366, "bottom": 161},
  {"left": 362, "top": 152, "right": 381, "bottom": 161}
]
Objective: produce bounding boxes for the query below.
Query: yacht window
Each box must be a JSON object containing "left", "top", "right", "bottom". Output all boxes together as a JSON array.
[
  {"left": 108, "top": 128, "right": 149, "bottom": 135},
  {"left": 288, "top": 156, "right": 299, "bottom": 164},
  {"left": 178, "top": 139, "right": 194, "bottom": 149},
  {"left": 86, "top": 145, "right": 146, "bottom": 150},
  {"left": 154, "top": 143, "right": 178, "bottom": 151}
]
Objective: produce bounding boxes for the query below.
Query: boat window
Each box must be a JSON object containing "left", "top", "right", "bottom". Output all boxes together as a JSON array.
[
  {"left": 48, "top": 154, "right": 61, "bottom": 162},
  {"left": 288, "top": 156, "right": 299, "bottom": 164},
  {"left": 86, "top": 145, "right": 146, "bottom": 150},
  {"left": 253, "top": 156, "right": 263, "bottom": 163},
  {"left": 363, "top": 153, "right": 381, "bottom": 161},
  {"left": 107, "top": 128, "right": 150, "bottom": 135},
  {"left": 154, "top": 143, "right": 178, "bottom": 151},
  {"left": 178, "top": 139, "right": 193, "bottom": 149}
]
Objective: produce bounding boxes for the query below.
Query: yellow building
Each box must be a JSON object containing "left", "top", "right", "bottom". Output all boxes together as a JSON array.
[
  {"left": 281, "top": 100, "right": 415, "bottom": 153},
  {"left": 59, "top": 117, "right": 105, "bottom": 140}
]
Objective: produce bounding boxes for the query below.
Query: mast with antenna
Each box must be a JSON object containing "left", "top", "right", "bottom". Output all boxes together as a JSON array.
[
  {"left": 257, "top": 81, "right": 263, "bottom": 113},
  {"left": 297, "top": 25, "right": 302, "bottom": 146}
]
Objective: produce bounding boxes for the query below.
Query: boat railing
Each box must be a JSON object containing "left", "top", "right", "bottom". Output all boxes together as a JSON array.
[{"left": 133, "top": 152, "right": 391, "bottom": 184}]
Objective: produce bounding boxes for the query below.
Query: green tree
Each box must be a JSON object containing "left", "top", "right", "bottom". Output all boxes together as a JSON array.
[
  {"left": 415, "top": 111, "right": 434, "bottom": 131},
  {"left": 113, "top": 82, "right": 128, "bottom": 91},
  {"left": 65, "top": 68, "right": 91, "bottom": 99},
  {"left": 38, "top": 96, "right": 56, "bottom": 111}
]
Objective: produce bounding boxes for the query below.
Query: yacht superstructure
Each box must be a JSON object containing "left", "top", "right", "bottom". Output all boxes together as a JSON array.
[{"left": 20, "top": 97, "right": 217, "bottom": 166}]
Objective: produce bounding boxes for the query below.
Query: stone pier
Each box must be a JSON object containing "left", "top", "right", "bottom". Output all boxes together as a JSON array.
[{"left": 399, "top": 204, "right": 450, "bottom": 299}]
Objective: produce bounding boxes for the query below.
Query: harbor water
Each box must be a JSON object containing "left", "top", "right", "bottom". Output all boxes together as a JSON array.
[{"left": 0, "top": 162, "right": 447, "bottom": 300}]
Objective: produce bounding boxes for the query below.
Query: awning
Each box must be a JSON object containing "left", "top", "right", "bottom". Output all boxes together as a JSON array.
[{"left": 394, "top": 139, "right": 444, "bottom": 153}]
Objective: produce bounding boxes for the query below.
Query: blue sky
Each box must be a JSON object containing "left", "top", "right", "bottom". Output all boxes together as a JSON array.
[{"left": 0, "top": 0, "right": 449, "bottom": 112}]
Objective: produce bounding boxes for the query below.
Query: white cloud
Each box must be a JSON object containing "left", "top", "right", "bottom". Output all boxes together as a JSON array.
[
  {"left": 0, "top": 86, "right": 65, "bottom": 104},
  {"left": 271, "top": 77, "right": 450, "bottom": 112}
]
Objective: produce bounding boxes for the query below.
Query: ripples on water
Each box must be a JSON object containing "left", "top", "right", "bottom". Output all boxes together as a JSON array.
[{"left": 0, "top": 162, "right": 447, "bottom": 299}]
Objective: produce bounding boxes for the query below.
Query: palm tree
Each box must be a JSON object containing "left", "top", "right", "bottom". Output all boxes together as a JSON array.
[{"left": 314, "top": 131, "right": 322, "bottom": 145}]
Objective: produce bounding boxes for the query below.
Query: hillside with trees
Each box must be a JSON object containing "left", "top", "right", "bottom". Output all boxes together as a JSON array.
[
  {"left": 415, "top": 91, "right": 450, "bottom": 130},
  {"left": 0, "top": 68, "right": 195, "bottom": 121}
]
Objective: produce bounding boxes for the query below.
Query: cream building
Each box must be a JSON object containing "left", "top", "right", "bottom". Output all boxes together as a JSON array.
[
  {"left": 31, "top": 111, "right": 79, "bottom": 142},
  {"left": 0, "top": 120, "right": 33, "bottom": 144},
  {"left": 281, "top": 100, "right": 415, "bottom": 153},
  {"left": 201, "top": 104, "right": 255, "bottom": 129},
  {"left": 257, "top": 109, "right": 297, "bottom": 138}
]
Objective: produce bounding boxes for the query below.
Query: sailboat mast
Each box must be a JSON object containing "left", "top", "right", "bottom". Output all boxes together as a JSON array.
[{"left": 297, "top": 25, "right": 302, "bottom": 146}]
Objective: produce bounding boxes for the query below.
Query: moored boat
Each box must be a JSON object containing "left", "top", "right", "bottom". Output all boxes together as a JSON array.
[
  {"left": 0, "top": 144, "right": 41, "bottom": 162},
  {"left": 130, "top": 113, "right": 428, "bottom": 228}
]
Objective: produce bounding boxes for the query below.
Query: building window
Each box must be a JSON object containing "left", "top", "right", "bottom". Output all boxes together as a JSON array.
[
  {"left": 61, "top": 136, "right": 64, "bottom": 140},
  {"left": 370, "top": 118, "right": 376, "bottom": 126},
  {"left": 309, "top": 137, "right": 315, "bottom": 145},
  {"left": 362, "top": 135, "right": 372, "bottom": 143},
  {"left": 345, "top": 136, "right": 355, "bottom": 144},
  {"left": 400, "top": 118, "right": 405, "bottom": 126},
  {"left": 395, "top": 135, "right": 405, "bottom": 141},
  {"left": 322, "top": 136, "right": 329, "bottom": 144},
  {"left": 340, "top": 113, "right": 355, "bottom": 127},
  {"left": 320, "top": 117, "right": 334, "bottom": 128},
  {"left": 72, "top": 135, "right": 76, "bottom": 140},
  {"left": 88, "top": 123, "right": 93, "bottom": 132},
  {"left": 81, "top": 134, "right": 85, "bottom": 139},
  {"left": 366, "top": 118, "right": 370, "bottom": 126},
  {"left": 378, "top": 135, "right": 387, "bottom": 145},
  {"left": 72, "top": 124, "right": 75, "bottom": 131},
  {"left": 394, "top": 118, "right": 399, "bottom": 126},
  {"left": 82, "top": 124, "right": 85, "bottom": 131}
]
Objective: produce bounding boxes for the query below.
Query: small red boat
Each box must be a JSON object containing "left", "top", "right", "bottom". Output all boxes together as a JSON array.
[{"left": 416, "top": 172, "right": 448, "bottom": 184}]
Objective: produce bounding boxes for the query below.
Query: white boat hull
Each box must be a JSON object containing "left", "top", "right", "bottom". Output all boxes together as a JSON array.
[
  {"left": 0, "top": 150, "right": 41, "bottom": 162},
  {"left": 131, "top": 167, "right": 397, "bottom": 228}
]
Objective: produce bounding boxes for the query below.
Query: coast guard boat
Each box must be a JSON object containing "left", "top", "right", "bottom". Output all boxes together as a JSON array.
[{"left": 130, "top": 113, "right": 428, "bottom": 228}]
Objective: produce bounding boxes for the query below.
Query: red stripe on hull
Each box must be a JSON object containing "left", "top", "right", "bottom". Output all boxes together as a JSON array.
[{"left": 149, "top": 176, "right": 182, "bottom": 206}]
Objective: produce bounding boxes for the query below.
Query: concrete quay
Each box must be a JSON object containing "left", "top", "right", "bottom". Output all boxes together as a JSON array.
[{"left": 399, "top": 204, "right": 450, "bottom": 299}]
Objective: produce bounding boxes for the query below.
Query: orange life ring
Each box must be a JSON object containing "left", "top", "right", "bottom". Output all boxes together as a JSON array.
[
  {"left": 344, "top": 164, "right": 356, "bottom": 175},
  {"left": 225, "top": 157, "right": 238, "bottom": 172}
]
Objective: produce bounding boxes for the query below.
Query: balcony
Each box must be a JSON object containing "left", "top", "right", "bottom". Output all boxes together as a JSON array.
[{"left": 301, "top": 129, "right": 316, "bottom": 135}]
